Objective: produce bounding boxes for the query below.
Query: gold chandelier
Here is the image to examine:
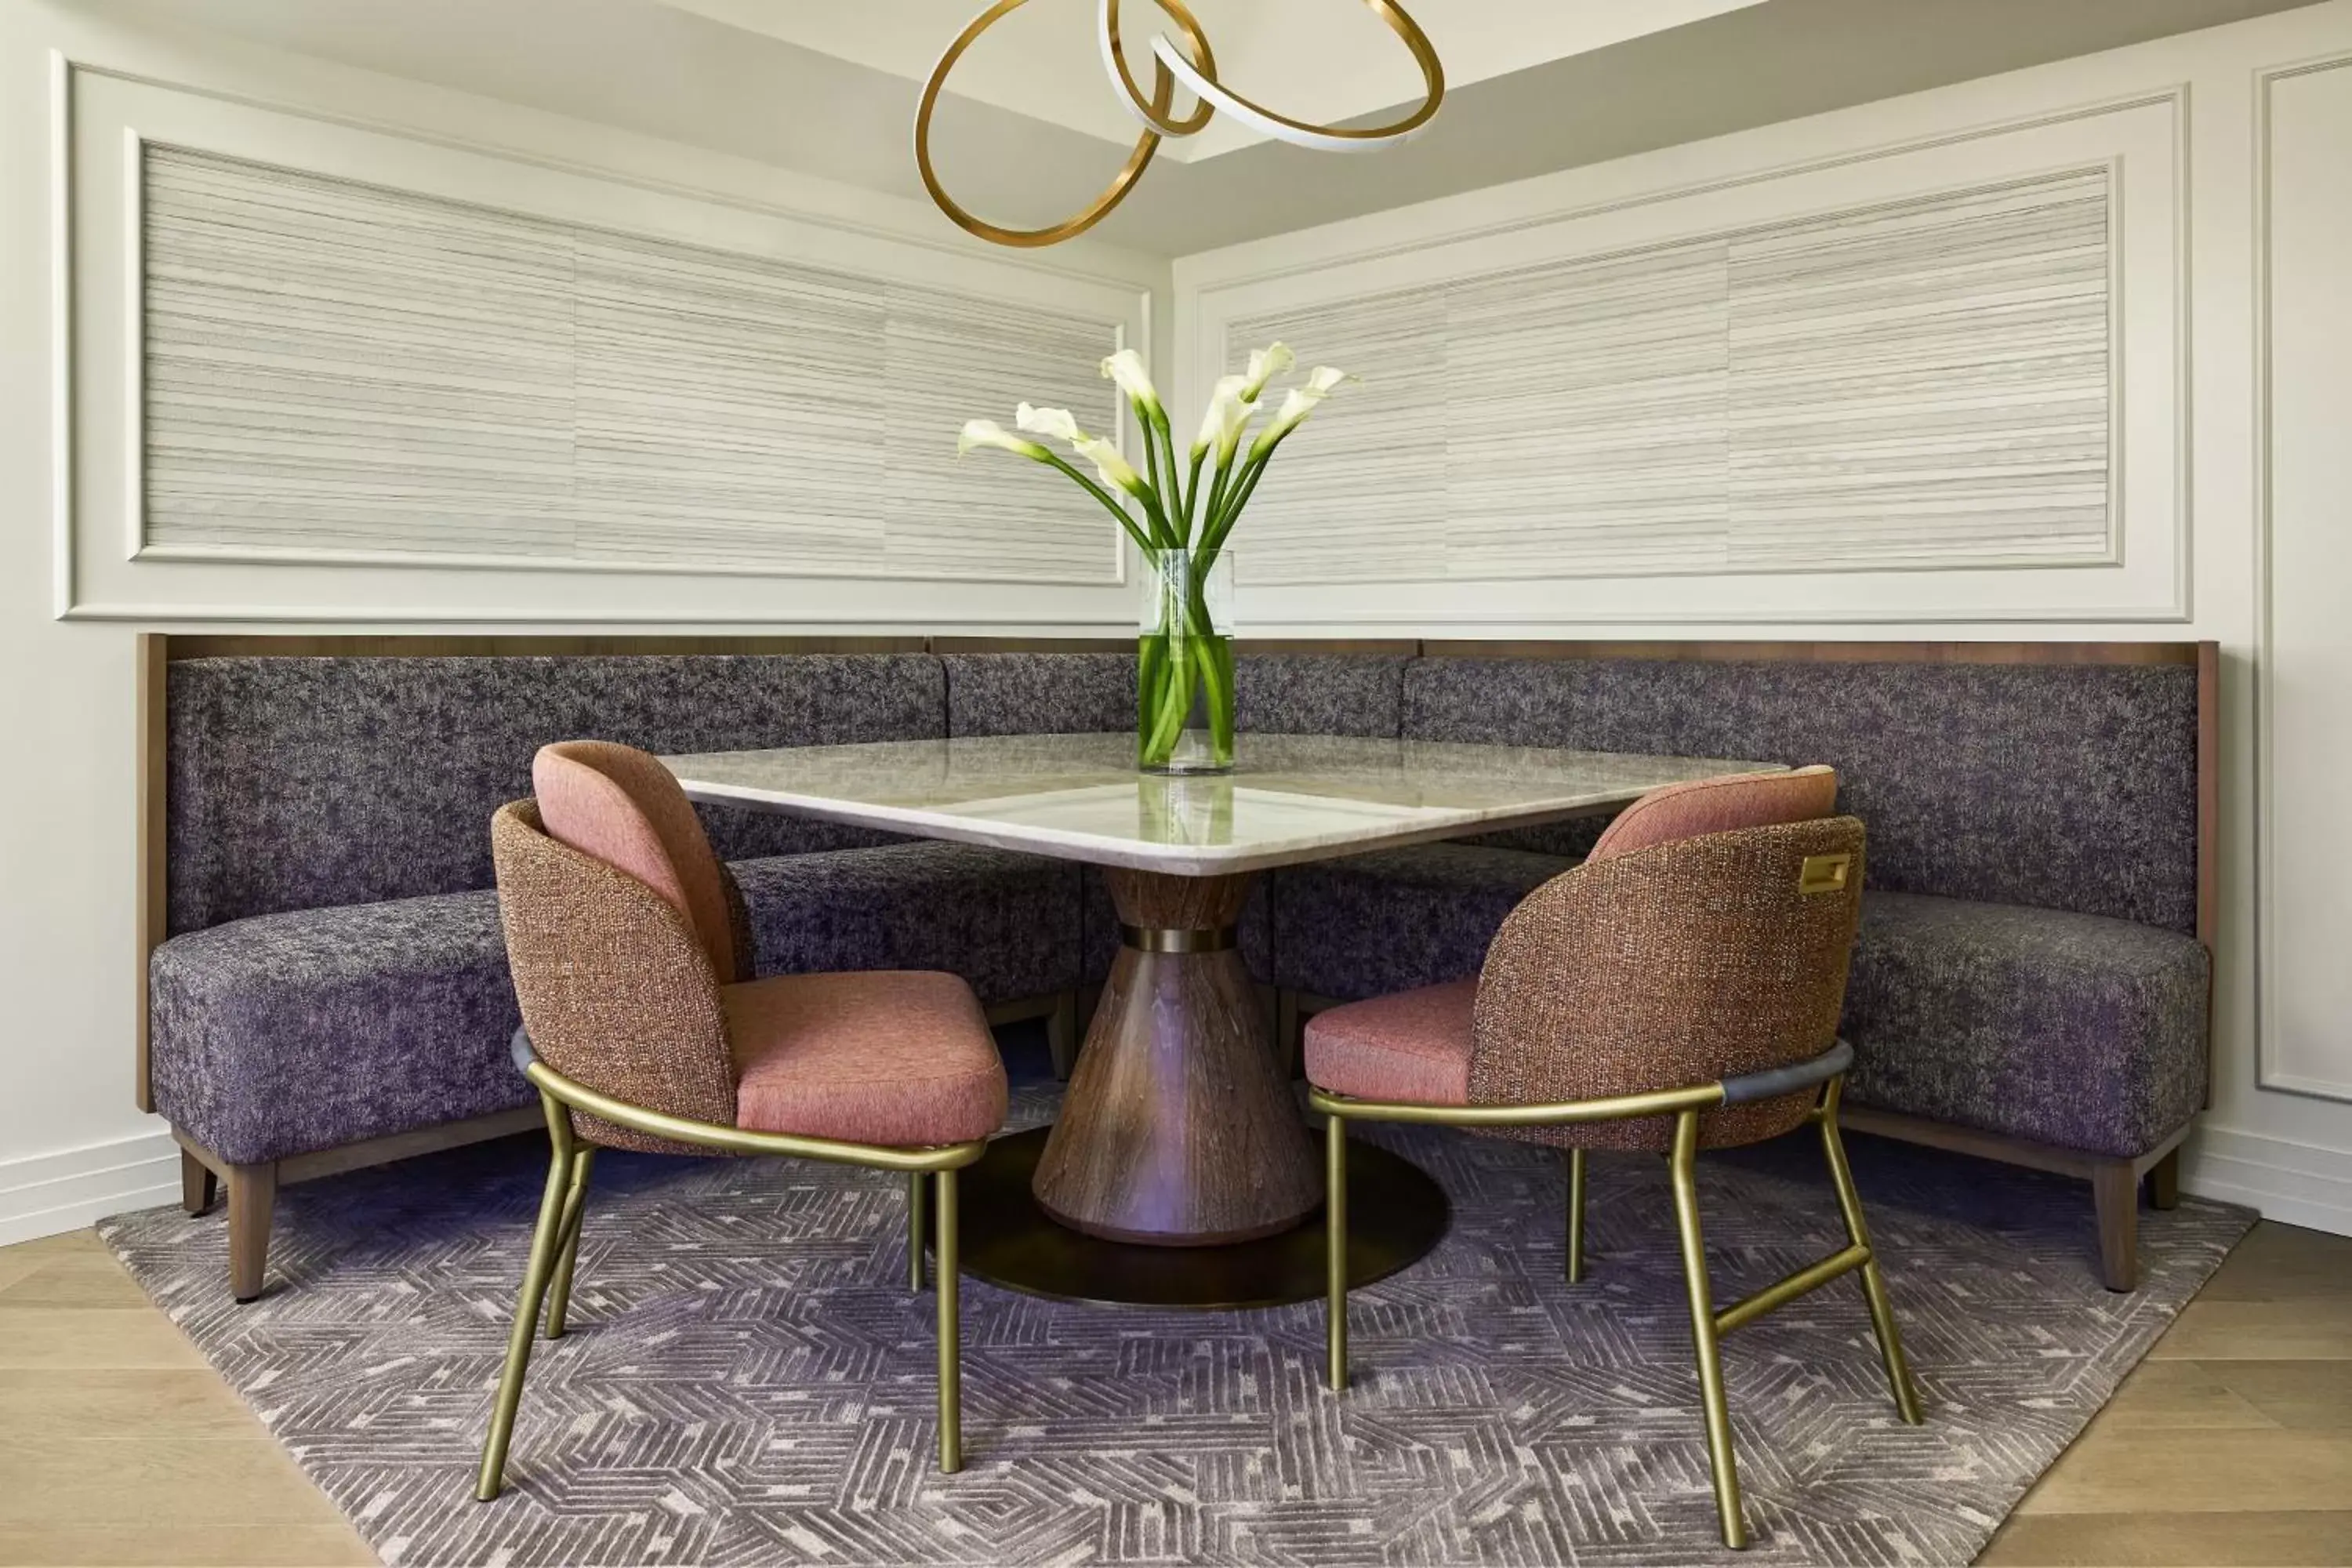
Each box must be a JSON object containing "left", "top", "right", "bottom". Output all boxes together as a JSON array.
[{"left": 916, "top": 0, "right": 1445, "bottom": 248}]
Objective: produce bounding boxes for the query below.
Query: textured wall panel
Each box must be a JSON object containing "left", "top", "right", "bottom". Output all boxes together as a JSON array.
[
  {"left": 142, "top": 147, "right": 1124, "bottom": 582},
  {"left": 1229, "top": 170, "right": 2111, "bottom": 586}
]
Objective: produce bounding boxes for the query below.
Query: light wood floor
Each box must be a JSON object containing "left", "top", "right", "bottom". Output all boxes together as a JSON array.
[{"left": 0, "top": 1221, "right": 2343, "bottom": 1566}]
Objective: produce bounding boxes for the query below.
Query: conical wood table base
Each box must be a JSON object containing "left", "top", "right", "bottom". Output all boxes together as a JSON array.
[{"left": 1032, "top": 868, "right": 1322, "bottom": 1244}]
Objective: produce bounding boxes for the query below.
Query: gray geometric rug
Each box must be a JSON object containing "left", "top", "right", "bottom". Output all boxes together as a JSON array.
[{"left": 103, "top": 1085, "right": 2250, "bottom": 1568}]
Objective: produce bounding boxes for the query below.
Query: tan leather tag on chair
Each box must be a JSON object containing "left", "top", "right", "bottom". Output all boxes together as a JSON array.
[{"left": 1798, "top": 852, "right": 1852, "bottom": 895}]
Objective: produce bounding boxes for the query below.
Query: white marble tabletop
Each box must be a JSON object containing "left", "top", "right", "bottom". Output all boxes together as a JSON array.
[{"left": 665, "top": 732, "right": 1777, "bottom": 877}]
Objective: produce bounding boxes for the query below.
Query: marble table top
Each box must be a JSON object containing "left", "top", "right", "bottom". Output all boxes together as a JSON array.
[{"left": 666, "top": 732, "right": 1777, "bottom": 877}]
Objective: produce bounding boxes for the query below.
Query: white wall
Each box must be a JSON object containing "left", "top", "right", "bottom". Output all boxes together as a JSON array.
[
  {"left": 1177, "top": 2, "right": 2352, "bottom": 1234},
  {"left": 0, "top": 0, "right": 1170, "bottom": 1243}
]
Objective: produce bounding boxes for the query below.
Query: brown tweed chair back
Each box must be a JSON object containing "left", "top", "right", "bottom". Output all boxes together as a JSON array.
[
  {"left": 491, "top": 799, "right": 739, "bottom": 1151},
  {"left": 1468, "top": 815, "right": 1867, "bottom": 1151}
]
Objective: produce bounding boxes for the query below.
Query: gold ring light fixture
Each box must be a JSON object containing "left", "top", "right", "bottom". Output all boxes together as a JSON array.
[{"left": 916, "top": 0, "right": 1445, "bottom": 248}]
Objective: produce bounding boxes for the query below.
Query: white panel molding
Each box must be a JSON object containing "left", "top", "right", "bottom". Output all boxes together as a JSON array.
[
  {"left": 2252, "top": 50, "right": 2352, "bottom": 1105},
  {"left": 0, "top": 1126, "right": 180, "bottom": 1250},
  {"left": 1178, "top": 88, "right": 2188, "bottom": 630},
  {"left": 47, "top": 49, "right": 73, "bottom": 619},
  {"left": 67, "top": 57, "right": 1155, "bottom": 296},
  {"left": 52, "top": 55, "right": 1160, "bottom": 627}
]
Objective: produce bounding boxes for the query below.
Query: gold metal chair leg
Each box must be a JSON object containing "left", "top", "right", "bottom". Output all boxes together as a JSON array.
[
  {"left": 477, "top": 1097, "right": 577, "bottom": 1502},
  {"left": 1669, "top": 1110, "right": 1748, "bottom": 1550},
  {"left": 1820, "top": 1081, "right": 1922, "bottom": 1425},
  {"left": 543, "top": 1147, "right": 596, "bottom": 1340},
  {"left": 1326, "top": 1111, "right": 1349, "bottom": 1390},
  {"left": 935, "top": 1167, "right": 963, "bottom": 1473},
  {"left": 1565, "top": 1146, "right": 1587, "bottom": 1284},
  {"left": 907, "top": 1169, "right": 928, "bottom": 1292}
]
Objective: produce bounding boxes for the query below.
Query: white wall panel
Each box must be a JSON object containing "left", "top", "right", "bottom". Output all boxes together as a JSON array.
[
  {"left": 1223, "top": 166, "right": 2126, "bottom": 587},
  {"left": 1181, "top": 93, "right": 2180, "bottom": 626},
  {"left": 140, "top": 146, "right": 1124, "bottom": 583},
  {"left": 1230, "top": 172, "right": 2114, "bottom": 589},
  {"left": 2259, "top": 58, "right": 2352, "bottom": 1103}
]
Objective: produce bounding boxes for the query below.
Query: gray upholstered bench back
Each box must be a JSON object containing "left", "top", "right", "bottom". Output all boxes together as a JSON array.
[
  {"left": 166, "top": 654, "right": 944, "bottom": 933},
  {"left": 1403, "top": 655, "right": 2201, "bottom": 935},
  {"left": 942, "top": 651, "right": 1410, "bottom": 738}
]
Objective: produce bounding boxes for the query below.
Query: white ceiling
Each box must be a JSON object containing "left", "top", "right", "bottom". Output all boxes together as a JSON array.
[
  {"left": 97, "top": 0, "right": 2330, "bottom": 256},
  {"left": 653, "top": 0, "right": 1767, "bottom": 161}
]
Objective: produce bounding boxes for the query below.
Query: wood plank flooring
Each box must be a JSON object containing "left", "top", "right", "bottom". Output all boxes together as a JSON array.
[
  {"left": 0, "top": 1219, "right": 2342, "bottom": 1566},
  {"left": 1984, "top": 1221, "right": 2352, "bottom": 1566},
  {"left": 0, "top": 1230, "right": 372, "bottom": 1566}
]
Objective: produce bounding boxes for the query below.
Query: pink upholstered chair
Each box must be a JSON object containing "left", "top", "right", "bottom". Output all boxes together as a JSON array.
[
  {"left": 1305, "top": 766, "right": 1921, "bottom": 1549},
  {"left": 477, "top": 741, "right": 1007, "bottom": 1497}
]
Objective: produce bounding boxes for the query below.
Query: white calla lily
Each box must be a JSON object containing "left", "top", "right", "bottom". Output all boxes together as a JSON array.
[
  {"left": 1250, "top": 366, "right": 1352, "bottom": 460},
  {"left": 1240, "top": 342, "right": 1294, "bottom": 401},
  {"left": 1099, "top": 349, "right": 1166, "bottom": 423},
  {"left": 1191, "top": 374, "right": 1255, "bottom": 460},
  {"left": 1015, "top": 403, "right": 1089, "bottom": 445},
  {"left": 958, "top": 419, "right": 1052, "bottom": 461},
  {"left": 1073, "top": 434, "right": 1150, "bottom": 499}
]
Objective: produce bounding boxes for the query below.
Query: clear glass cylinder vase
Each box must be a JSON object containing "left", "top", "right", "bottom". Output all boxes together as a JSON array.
[{"left": 1137, "top": 548, "right": 1235, "bottom": 774}]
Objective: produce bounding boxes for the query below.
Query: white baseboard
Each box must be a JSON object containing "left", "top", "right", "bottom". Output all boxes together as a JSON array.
[
  {"left": 8, "top": 1121, "right": 2342, "bottom": 1250},
  {"left": 0, "top": 1127, "right": 183, "bottom": 1248},
  {"left": 2182, "top": 1126, "right": 2352, "bottom": 1238}
]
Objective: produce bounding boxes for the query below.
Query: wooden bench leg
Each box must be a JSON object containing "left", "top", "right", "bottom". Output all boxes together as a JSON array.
[
  {"left": 2146, "top": 1148, "right": 2182, "bottom": 1210},
  {"left": 2092, "top": 1161, "right": 2139, "bottom": 1292},
  {"left": 1277, "top": 989, "right": 1302, "bottom": 1079},
  {"left": 1046, "top": 989, "right": 1080, "bottom": 1080},
  {"left": 180, "top": 1149, "right": 217, "bottom": 1217},
  {"left": 226, "top": 1162, "right": 278, "bottom": 1302}
]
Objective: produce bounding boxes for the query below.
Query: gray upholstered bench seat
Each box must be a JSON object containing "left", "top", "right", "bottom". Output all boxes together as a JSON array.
[
  {"left": 1269, "top": 843, "right": 1576, "bottom": 1001},
  {"left": 734, "top": 842, "right": 1083, "bottom": 1005},
  {"left": 1843, "top": 892, "right": 2209, "bottom": 1160},
  {"left": 150, "top": 891, "right": 529, "bottom": 1168},
  {"left": 151, "top": 841, "right": 1081, "bottom": 1170}
]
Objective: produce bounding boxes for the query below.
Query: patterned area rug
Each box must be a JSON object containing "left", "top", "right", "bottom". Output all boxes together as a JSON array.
[{"left": 104, "top": 1086, "right": 2249, "bottom": 1567}]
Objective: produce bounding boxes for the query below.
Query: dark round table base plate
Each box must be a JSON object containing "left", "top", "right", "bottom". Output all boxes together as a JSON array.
[{"left": 953, "top": 1127, "right": 1450, "bottom": 1309}]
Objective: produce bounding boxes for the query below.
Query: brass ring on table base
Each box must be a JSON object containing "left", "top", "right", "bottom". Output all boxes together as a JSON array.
[
  {"left": 1118, "top": 921, "right": 1236, "bottom": 953},
  {"left": 914, "top": 0, "right": 1214, "bottom": 248}
]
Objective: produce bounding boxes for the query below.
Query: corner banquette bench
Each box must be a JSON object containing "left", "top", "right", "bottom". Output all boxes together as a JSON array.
[{"left": 140, "top": 636, "right": 2214, "bottom": 1298}]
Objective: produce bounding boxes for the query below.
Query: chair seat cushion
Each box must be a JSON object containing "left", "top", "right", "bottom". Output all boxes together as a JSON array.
[
  {"left": 148, "top": 891, "right": 527, "bottom": 1166},
  {"left": 1304, "top": 979, "right": 1478, "bottom": 1105},
  {"left": 1271, "top": 844, "right": 1575, "bottom": 1001},
  {"left": 731, "top": 842, "right": 1082, "bottom": 1007},
  {"left": 726, "top": 971, "right": 1007, "bottom": 1145},
  {"left": 1842, "top": 892, "right": 2210, "bottom": 1159}
]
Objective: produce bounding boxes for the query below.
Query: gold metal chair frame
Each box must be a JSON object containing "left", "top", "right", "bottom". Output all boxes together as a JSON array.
[
  {"left": 1311, "top": 1041, "right": 1922, "bottom": 1550},
  {"left": 476, "top": 1032, "right": 989, "bottom": 1501}
]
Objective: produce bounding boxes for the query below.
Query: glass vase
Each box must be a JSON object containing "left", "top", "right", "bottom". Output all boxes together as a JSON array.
[{"left": 1137, "top": 548, "right": 1235, "bottom": 774}]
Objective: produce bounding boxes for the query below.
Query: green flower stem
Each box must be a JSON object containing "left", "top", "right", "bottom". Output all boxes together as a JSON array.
[
  {"left": 1157, "top": 418, "right": 1189, "bottom": 546},
  {"left": 1204, "top": 445, "right": 1276, "bottom": 553},
  {"left": 1139, "top": 423, "right": 1166, "bottom": 524},
  {"left": 1180, "top": 450, "right": 1207, "bottom": 543},
  {"left": 1192, "top": 630, "right": 1233, "bottom": 759}
]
